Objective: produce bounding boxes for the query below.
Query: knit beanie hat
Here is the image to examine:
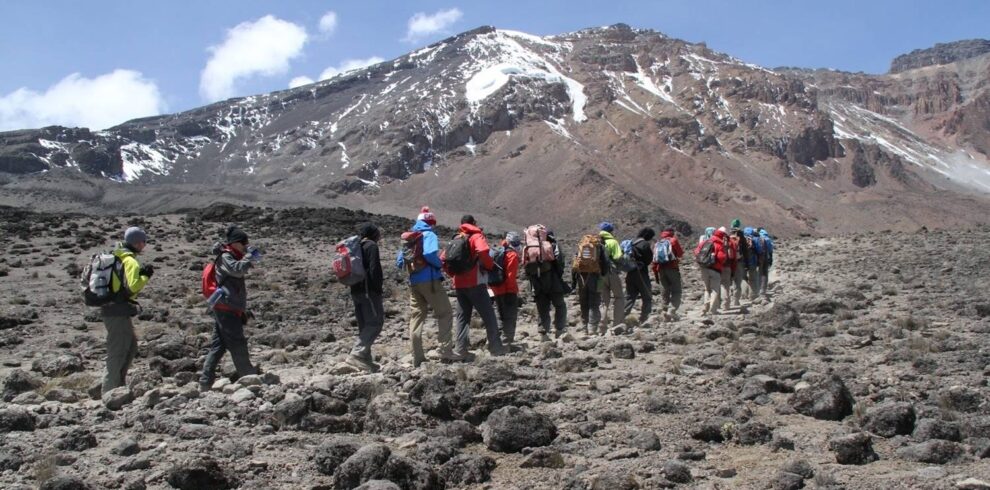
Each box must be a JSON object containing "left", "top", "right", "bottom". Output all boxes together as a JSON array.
[
  {"left": 731, "top": 218, "right": 742, "bottom": 230},
  {"left": 599, "top": 222, "right": 614, "bottom": 232},
  {"left": 358, "top": 222, "right": 381, "bottom": 240},
  {"left": 505, "top": 232, "right": 522, "bottom": 247},
  {"left": 461, "top": 214, "right": 476, "bottom": 225},
  {"left": 124, "top": 227, "right": 147, "bottom": 246},
  {"left": 225, "top": 226, "right": 249, "bottom": 245},
  {"left": 416, "top": 206, "right": 436, "bottom": 226}
]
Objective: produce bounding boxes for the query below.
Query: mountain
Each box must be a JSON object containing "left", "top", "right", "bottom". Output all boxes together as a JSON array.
[{"left": 2, "top": 25, "right": 990, "bottom": 235}]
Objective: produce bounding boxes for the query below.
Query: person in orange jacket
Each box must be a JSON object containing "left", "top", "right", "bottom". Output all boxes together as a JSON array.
[
  {"left": 651, "top": 228, "right": 685, "bottom": 320},
  {"left": 489, "top": 232, "right": 521, "bottom": 347},
  {"left": 695, "top": 227, "right": 729, "bottom": 315}
]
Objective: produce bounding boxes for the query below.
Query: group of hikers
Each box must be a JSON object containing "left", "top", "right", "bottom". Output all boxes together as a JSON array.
[{"left": 83, "top": 207, "right": 774, "bottom": 395}]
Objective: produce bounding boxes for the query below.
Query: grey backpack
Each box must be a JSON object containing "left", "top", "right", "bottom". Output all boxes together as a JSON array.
[{"left": 81, "top": 252, "right": 126, "bottom": 306}]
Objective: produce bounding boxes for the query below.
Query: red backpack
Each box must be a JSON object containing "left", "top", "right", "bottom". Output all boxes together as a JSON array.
[{"left": 201, "top": 255, "right": 223, "bottom": 299}]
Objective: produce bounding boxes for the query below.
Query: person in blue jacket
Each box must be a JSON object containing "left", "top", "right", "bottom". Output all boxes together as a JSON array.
[
  {"left": 756, "top": 228, "right": 775, "bottom": 296},
  {"left": 743, "top": 227, "right": 762, "bottom": 300},
  {"left": 396, "top": 207, "right": 455, "bottom": 367}
]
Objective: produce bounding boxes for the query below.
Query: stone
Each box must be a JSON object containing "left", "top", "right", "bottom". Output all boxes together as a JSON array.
[
  {"left": 438, "top": 454, "right": 496, "bottom": 485},
  {"left": 788, "top": 375, "right": 854, "bottom": 421},
  {"left": 236, "top": 374, "right": 263, "bottom": 386},
  {"left": 0, "top": 408, "right": 36, "bottom": 432},
  {"left": 166, "top": 456, "right": 238, "bottom": 490},
  {"left": 2, "top": 369, "right": 42, "bottom": 401},
  {"left": 896, "top": 440, "right": 965, "bottom": 464},
  {"left": 771, "top": 471, "right": 805, "bottom": 490},
  {"left": 0, "top": 449, "right": 24, "bottom": 471},
  {"left": 663, "top": 459, "right": 692, "bottom": 483},
  {"left": 520, "top": 447, "right": 566, "bottom": 468},
  {"left": 643, "top": 395, "right": 680, "bottom": 414},
  {"left": 102, "top": 386, "right": 134, "bottom": 411},
  {"left": 628, "top": 430, "right": 662, "bottom": 451},
  {"left": 913, "top": 418, "right": 961, "bottom": 442},
  {"left": 113, "top": 438, "right": 141, "bottom": 456},
  {"left": 32, "top": 354, "right": 83, "bottom": 377},
  {"left": 939, "top": 386, "right": 985, "bottom": 413},
  {"left": 272, "top": 393, "right": 310, "bottom": 428},
  {"left": 610, "top": 341, "right": 635, "bottom": 360},
  {"left": 691, "top": 417, "right": 733, "bottom": 442},
  {"left": 381, "top": 453, "right": 442, "bottom": 490},
  {"left": 44, "top": 388, "right": 81, "bottom": 403},
  {"left": 956, "top": 478, "right": 990, "bottom": 490},
  {"left": 780, "top": 459, "right": 814, "bottom": 479},
  {"left": 430, "top": 421, "right": 481, "bottom": 447},
  {"left": 354, "top": 481, "right": 401, "bottom": 490},
  {"left": 55, "top": 428, "right": 97, "bottom": 451},
  {"left": 861, "top": 402, "right": 916, "bottom": 437},
  {"left": 230, "top": 388, "right": 256, "bottom": 404},
  {"left": 735, "top": 421, "right": 773, "bottom": 445},
  {"left": 333, "top": 444, "right": 391, "bottom": 489},
  {"left": 408, "top": 438, "right": 460, "bottom": 465},
  {"left": 591, "top": 471, "right": 639, "bottom": 490},
  {"left": 39, "top": 476, "right": 92, "bottom": 490},
  {"left": 828, "top": 433, "right": 878, "bottom": 465},
  {"left": 482, "top": 406, "right": 557, "bottom": 453}
]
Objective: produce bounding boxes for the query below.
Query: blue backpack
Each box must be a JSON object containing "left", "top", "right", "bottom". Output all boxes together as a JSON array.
[
  {"left": 617, "top": 239, "right": 640, "bottom": 272},
  {"left": 653, "top": 239, "right": 675, "bottom": 264}
]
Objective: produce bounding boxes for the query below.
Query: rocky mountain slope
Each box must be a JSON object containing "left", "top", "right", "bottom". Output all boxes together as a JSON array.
[
  {"left": 2, "top": 26, "right": 990, "bottom": 235},
  {"left": 0, "top": 205, "right": 988, "bottom": 489}
]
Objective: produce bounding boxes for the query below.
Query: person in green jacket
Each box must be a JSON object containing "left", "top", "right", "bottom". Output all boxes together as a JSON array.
[
  {"left": 101, "top": 226, "right": 154, "bottom": 395},
  {"left": 598, "top": 222, "right": 625, "bottom": 328}
]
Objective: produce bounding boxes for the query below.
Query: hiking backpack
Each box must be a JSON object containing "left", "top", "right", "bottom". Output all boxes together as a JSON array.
[
  {"left": 694, "top": 238, "right": 717, "bottom": 268},
  {"left": 201, "top": 252, "right": 227, "bottom": 299},
  {"left": 333, "top": 236, "right": 367, "bottom": 286},
  {"left": 443, "top": 233, "right": 474, "bottom": 274},
  {"left": 616, "top": 239, "right": 640, "bottom": 272},
  {"left": 400, "top": 231, "right": 428, "bottom": 274},
  {"left": 80, "top": 252, "right": 126, "bottom": 306},
  {"left": 522, "top": 225, "right": 555, "bottom": 265},
  {"left": 488, "top": 247, "right": 508, "bottom": 285},
  {"left": 653, "top": 238, "right": 675, "bottom": 265},
  {"left": 572, "top": 234, "right": 603, "bottom": 274},
  {"left": 727, "top": 236, "right": 739, "bottom": 262},
  {"left": 759, "top": 236, "right": 774, "bottom": 266}
]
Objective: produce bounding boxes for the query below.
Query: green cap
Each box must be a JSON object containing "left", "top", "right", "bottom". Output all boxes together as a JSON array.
[{"left": 730, "top": 218, "right": 742, "bottom": 229}]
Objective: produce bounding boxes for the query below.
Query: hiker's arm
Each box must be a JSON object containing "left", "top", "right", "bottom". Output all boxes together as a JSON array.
[
  {"left": 123, "top": 257, "right": 150, "bottom": 295},
  {"left": 219, "top": 252, "right": 252, "bottom": 278},
  {"left": 475, "top": 236, "right": 494, "bottom": 270},
  {"left": 422, "top": 232, "right": 443, "bottom": 269},
  {"left": 368, "top": 243, "right": 383, "bottom": 289},
  {"left": 395, "top": 250, "right": 404, "bottom": 270}
]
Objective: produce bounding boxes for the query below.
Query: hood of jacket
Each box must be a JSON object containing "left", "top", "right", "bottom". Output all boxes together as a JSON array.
[
  {"left": 459, "top": 223, "right": 483, "bottom": 235},
  {"left": 211, "top": 242, "right": 244, "bottom": 259},
  {"left": 412, "top": 220, "right": 434, "bottom": 233},
  {"left": 758, "top": 229, "right": 770, "bottom": 238},
  {"left": 113, "top": 242, "right": 136, "bottom": 259},
  {"left": 744, "top": 227, "right": 756, "bottom": 236},
  {"left": 660, "top": 230, "right": 676, "bottom": 239},
  {"left": 713, "top": 229, "right": 728, "bottom": 240},
  {"left": 599, "top": 230, "right": 617, "bottom": 242}
]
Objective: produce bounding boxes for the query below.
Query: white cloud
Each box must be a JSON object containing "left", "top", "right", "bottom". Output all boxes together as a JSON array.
[
  {"left": 318, "top": 11, "right": 338, "bottom": 34},
  {"left": 288, "top": 76, "right": 315, "bottom": 89},
  {"left": 404, "top": 8, "right": 463, "bottom": 42},
  {"left": 0, "top": 69, "right": 166, "bottom": 131},
  {"left": 200, "top": 15, "right": 308, "bottom": 102},
  {"left": 318, "top": 57, "right": 385, "bottom": 80}
]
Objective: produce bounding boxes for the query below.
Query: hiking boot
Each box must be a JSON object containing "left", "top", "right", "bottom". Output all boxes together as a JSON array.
[
  {"left": 488, "top": 345, "right": 508, "bottom": 356},
  {"left": 447, "top": 350, "right": 476, "bottom": 363},
  {"left": 345, "top": 355, "right": 379, "bottom": 373},
  {"left": 669, "top": 311, "right": 680, "bottom": 321},
  {"left": 539, "top": 332, "right": 551, "bottom": 342},
  {"left": 198, "top": 382, "right": 212, "bottom": 393}
]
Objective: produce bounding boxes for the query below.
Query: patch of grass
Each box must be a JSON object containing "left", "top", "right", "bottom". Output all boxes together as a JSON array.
[
  {"left": 896, "top": 315, "right": 928, "bottom": 331},
  {"left": 34, "top": 453, "right": 57, "bottom": 485}
]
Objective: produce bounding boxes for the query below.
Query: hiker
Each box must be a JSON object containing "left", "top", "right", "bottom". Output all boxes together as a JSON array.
[
  {"left": 528, "top": 229, "right": 568, "bottom": 340},
  {"left": 623, "top": 227, "right": 656, "bottom": 325},
  {"left": 719, "top": 226, "right": 737, "bottom": 311},
  {"left": 743, "top": 227, "right": 762, "bottom": 300},
  {"left": 695, "top": 227, "right": 729, "bottom": 315},
  {"left": 729, "top": 219, "right": 752, "bottom": 307},
  {"left": 697, "top": 226, "right": 716, "bottom": 306},
  {"left": 99, "top": 227, "right": 153, "bottom": 395},
  {"left": 757, "top": 228, "right": 775, "bottom": 296},
  {"left": 651, "top": 228, "right": 684, "bottom": 320},
  {"left": 698, "top": 226, "right": 715, "bottom": 246},
  {"left": 200, "top": 226, "right": 262, "bottom": 390},
  {"left": 397, "top": 207, "right": 454, "bottom": 367},
  {"left": 443, "top": 215, "right": 505, "bottom": 359},
  {"left": 490, "top": 232, "right": 521, "bottom": 347},
  {"left": 572, "top": 233, "right": 607, "bottom": 335},
  {"left": 598, "top": 222, "right": 625, "bottom": 327},
  {"left": 345, "top": 223, "right": 385, "bottom": 372}
]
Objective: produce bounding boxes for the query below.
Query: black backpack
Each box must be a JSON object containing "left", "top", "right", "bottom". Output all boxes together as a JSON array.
[
  {"left": 695, "top": 239, "right": 716, "bottom": 268},
  {"left": 488, "top": 247, "right": 507, "bottom": 285},
  {"left": 444, "top": 233, "right": 474, "bottom": 274}
]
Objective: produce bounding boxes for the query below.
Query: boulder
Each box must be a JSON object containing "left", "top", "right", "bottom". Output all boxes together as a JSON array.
[
  {"left": 861, "top": 402, "right": 915, "bottom": 437},
  {"left": 520, "top": 447, "right": 566, "bottom": 468},
  {"left": 2, "top": 369, "right": 42, "bottom": 401},
  {"left": 610, "top": 341, "right": 636, "bottom": 360},
  {"left": 896, "top": 440, "right": 965, "bottom": 464},
  {"left": 102, "top": 386, "right": 134, "bottom": 411},
  {"left": 482, "top": 406, "right": 557, "bottom": 453},
  {"left": 314, "top": 440, "right": 360, "bottom": 476},
  {"left": 828, "top": 433, "right": 878, "bottom": 465},
  {"left": 788, "top": 375, "right": 854, "bottom": 421},
  {"left": 333, "top": 444, "right": 391, "bottom": 489},
  {"left": 40, "top": 476, "right": 92, "bottom": 490},
  {"left": 32, "top": 354, "right": 84, "bottom": 377},
  {"left": 438, "top": 454, "right": 496, "bottom": 485},
  {"left": 663, "top": 459, "right": 692, "bottom": 483},
  {"left": 0, "top": 408, "right": 36, "bottom": 432},
  {"left": 913, "top": 418, "right": 961, "bottom": 442},
  {"left": 272, "top": 394, "right": 310, "bottom": 428},
  {"left": 166, "top": 456, "right": 238, "bottom": 489}
]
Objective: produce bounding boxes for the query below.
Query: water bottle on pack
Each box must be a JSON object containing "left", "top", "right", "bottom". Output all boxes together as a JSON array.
[
  {"left": 248, "top": 246, "right": 263, "bottom": 262},
  {"left": 207, "top": 286, "right": 229, "bottom": 309}
]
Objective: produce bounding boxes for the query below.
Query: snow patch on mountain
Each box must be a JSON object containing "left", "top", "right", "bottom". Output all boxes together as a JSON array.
[{"left": 119, "top": 142, "right": 172, "bottom": 182}]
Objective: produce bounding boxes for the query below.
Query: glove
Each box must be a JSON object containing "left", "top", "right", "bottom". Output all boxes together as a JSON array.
[
  {"left": 247, "top": 246, "right": 263, "bottom": 262},
  {"left": 140, "top": 265, "right": 155, "bottom": 278}
]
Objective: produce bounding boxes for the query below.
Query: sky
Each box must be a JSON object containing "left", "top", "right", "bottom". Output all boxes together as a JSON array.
[{"left": 1, "top": 0, "right": 987, "bottom": 131}]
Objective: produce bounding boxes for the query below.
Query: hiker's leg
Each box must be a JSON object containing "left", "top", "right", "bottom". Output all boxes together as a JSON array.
[
  {"left": 218, "top": 311, "right": 257, "bottom": 377},
  {"left": 720, "top": 268, "right": 732, "bottom": 310},
  {"left": 425, "top": 280, "right": 454, "bottom": 353},
  {"left": 200, "top": 316, "right": 227, "bottom": 388},
  {"left": 534, "top": 293, "right": 551, "bottom": 334},
  {"left": 639, "top": 270, "right": 653, "bottom": 322},
  {"left": 409, "top": 284, "right": 429, "bottom": 364},
  {"left": 609, "top": 271, "right": 624, "bottom": 326},
  {"left": 453, "top": 289, "right": 473, "bottom": 354},
  {"left": 623, "top": 271, "right": 639, "bottom": 317},
  {"left": 551, "top": 293, "right": 567, "bottom": 333},
  {"left": 102, "top": 315, "right": 135, "bottom": 394},
  {"left": 469, "top": 286, "right": 503, "bottom": 353},
  {"left": 668, "top": 268, "right": 683, "bottom": 313}
]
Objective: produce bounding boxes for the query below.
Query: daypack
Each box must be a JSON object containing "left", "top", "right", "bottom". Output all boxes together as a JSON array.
[
  {"left": 522, "top": 225, "right": 555, "bottom": 265},
  {"left": 653, "top": 238, "right": 675, "bottom": 264},
  {"left": 743, "top": 236, "right": 757, "bottom": 266},
  {"left": 694, "top": 238, "right": 716, "bottom": 268},
  {"left": 616, "top": 239, "right": 640, "bottom": 272},
  {"left": 80, "top": 252, "right": 126, "bottom": 306},
  {"left": 333, "top": 236, "right": 367, "bottom": 286},
  {"left": 400, "top": 231, "right": 428, "bottom": 274},
  {"left": 488, "top": 247, "right": 508, "bottom": 285},
  {"left": 572, "top": 234, "right": 603, "bottom": 274},
  {"left": 758, "top": 236, "right": 774, "bottom": 266},
  {"left": 201, "top": 251, "right": 227, "bottom": 299},
  {"left": 727, "top": 236, "right": 739, "bottom": 262},
  {"left": 443, "top": 233, "right": 474, "bottom": 274}
]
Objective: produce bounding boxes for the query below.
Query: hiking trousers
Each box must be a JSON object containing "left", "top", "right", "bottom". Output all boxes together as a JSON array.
[
  {"left": 602, "top": 270, "right": 625, "bottom": 326},
  {"left": 409, "top": 280, "right": 454, "bottom": 364},
  {"left": 494, "top": 293, "right": 519, "bottom": 343},
  {"left": 702, "top": 268, "right": 722, "bottom": 315},
  {"left": 576, "top": 273, "right": 602, "bottom": 331},
  {"left": 201, "top": 310, "right": 257, "bottom": 387},
  {"left": 720, "top": 268, "right": 733, "bottom": 310},
  {"left": 102, "top": 314, "right": 138, "bottom": 394},
  {"left": 454, "top": 285, "right": 504, "bottom": 354},
  {"left": 759, "top": 263, "right": 771, "bottom": 295},
  {"left": 657, "top": 267, "right": 682, "bottom": 313},
  {"left": 534, "top": 292, "right": 567, "bottom": 335},
  {"left": 350, "top": 292, "right": 384, "bottom": 361},
  {"left": 731, "top": 266, "right": 746, "bottom": 305},
  {"left": 624, "top": 268, "right": 653, "bottom": 323},
  {"left": 746, "top": 266, "right": 761, "bottom": 300}
]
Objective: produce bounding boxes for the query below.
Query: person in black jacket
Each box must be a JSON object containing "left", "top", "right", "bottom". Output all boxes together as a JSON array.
[
  {"left": 623, "top": 227, "right": 656, "bottom": 325},
  {"left": 348, "top": 223, "right": 385, "bottom": 372},
  {"left": 529, "top": 230, "right": 569, "bottom": 340}
]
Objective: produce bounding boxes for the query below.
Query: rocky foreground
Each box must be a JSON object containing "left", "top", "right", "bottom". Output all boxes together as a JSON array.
[{"left": 0, "top": 204, "right": 988, "bottom": 490}]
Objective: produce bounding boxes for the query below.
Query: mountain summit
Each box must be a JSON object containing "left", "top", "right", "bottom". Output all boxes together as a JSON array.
[{"left": 2, "top": 24, "right": 989, "bottom": 234}]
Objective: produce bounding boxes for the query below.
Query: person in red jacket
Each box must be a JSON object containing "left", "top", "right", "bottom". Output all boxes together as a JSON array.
[
  {"left": 695, "top": 227, "right": 729, "bottom": 316},
  {"left": 651, "top": 228, "right": 685, "bottom": 320},
  {"left": 443, "top": 215, "right": 506, "bottom": 359},
  {"left": 490, "top": 232, "right": 521, "bottom": 347}
]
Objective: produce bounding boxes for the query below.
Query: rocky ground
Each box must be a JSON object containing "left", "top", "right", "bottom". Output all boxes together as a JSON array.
[{"left": 0, "top": 204, "right": 988, "bottom": 490}]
